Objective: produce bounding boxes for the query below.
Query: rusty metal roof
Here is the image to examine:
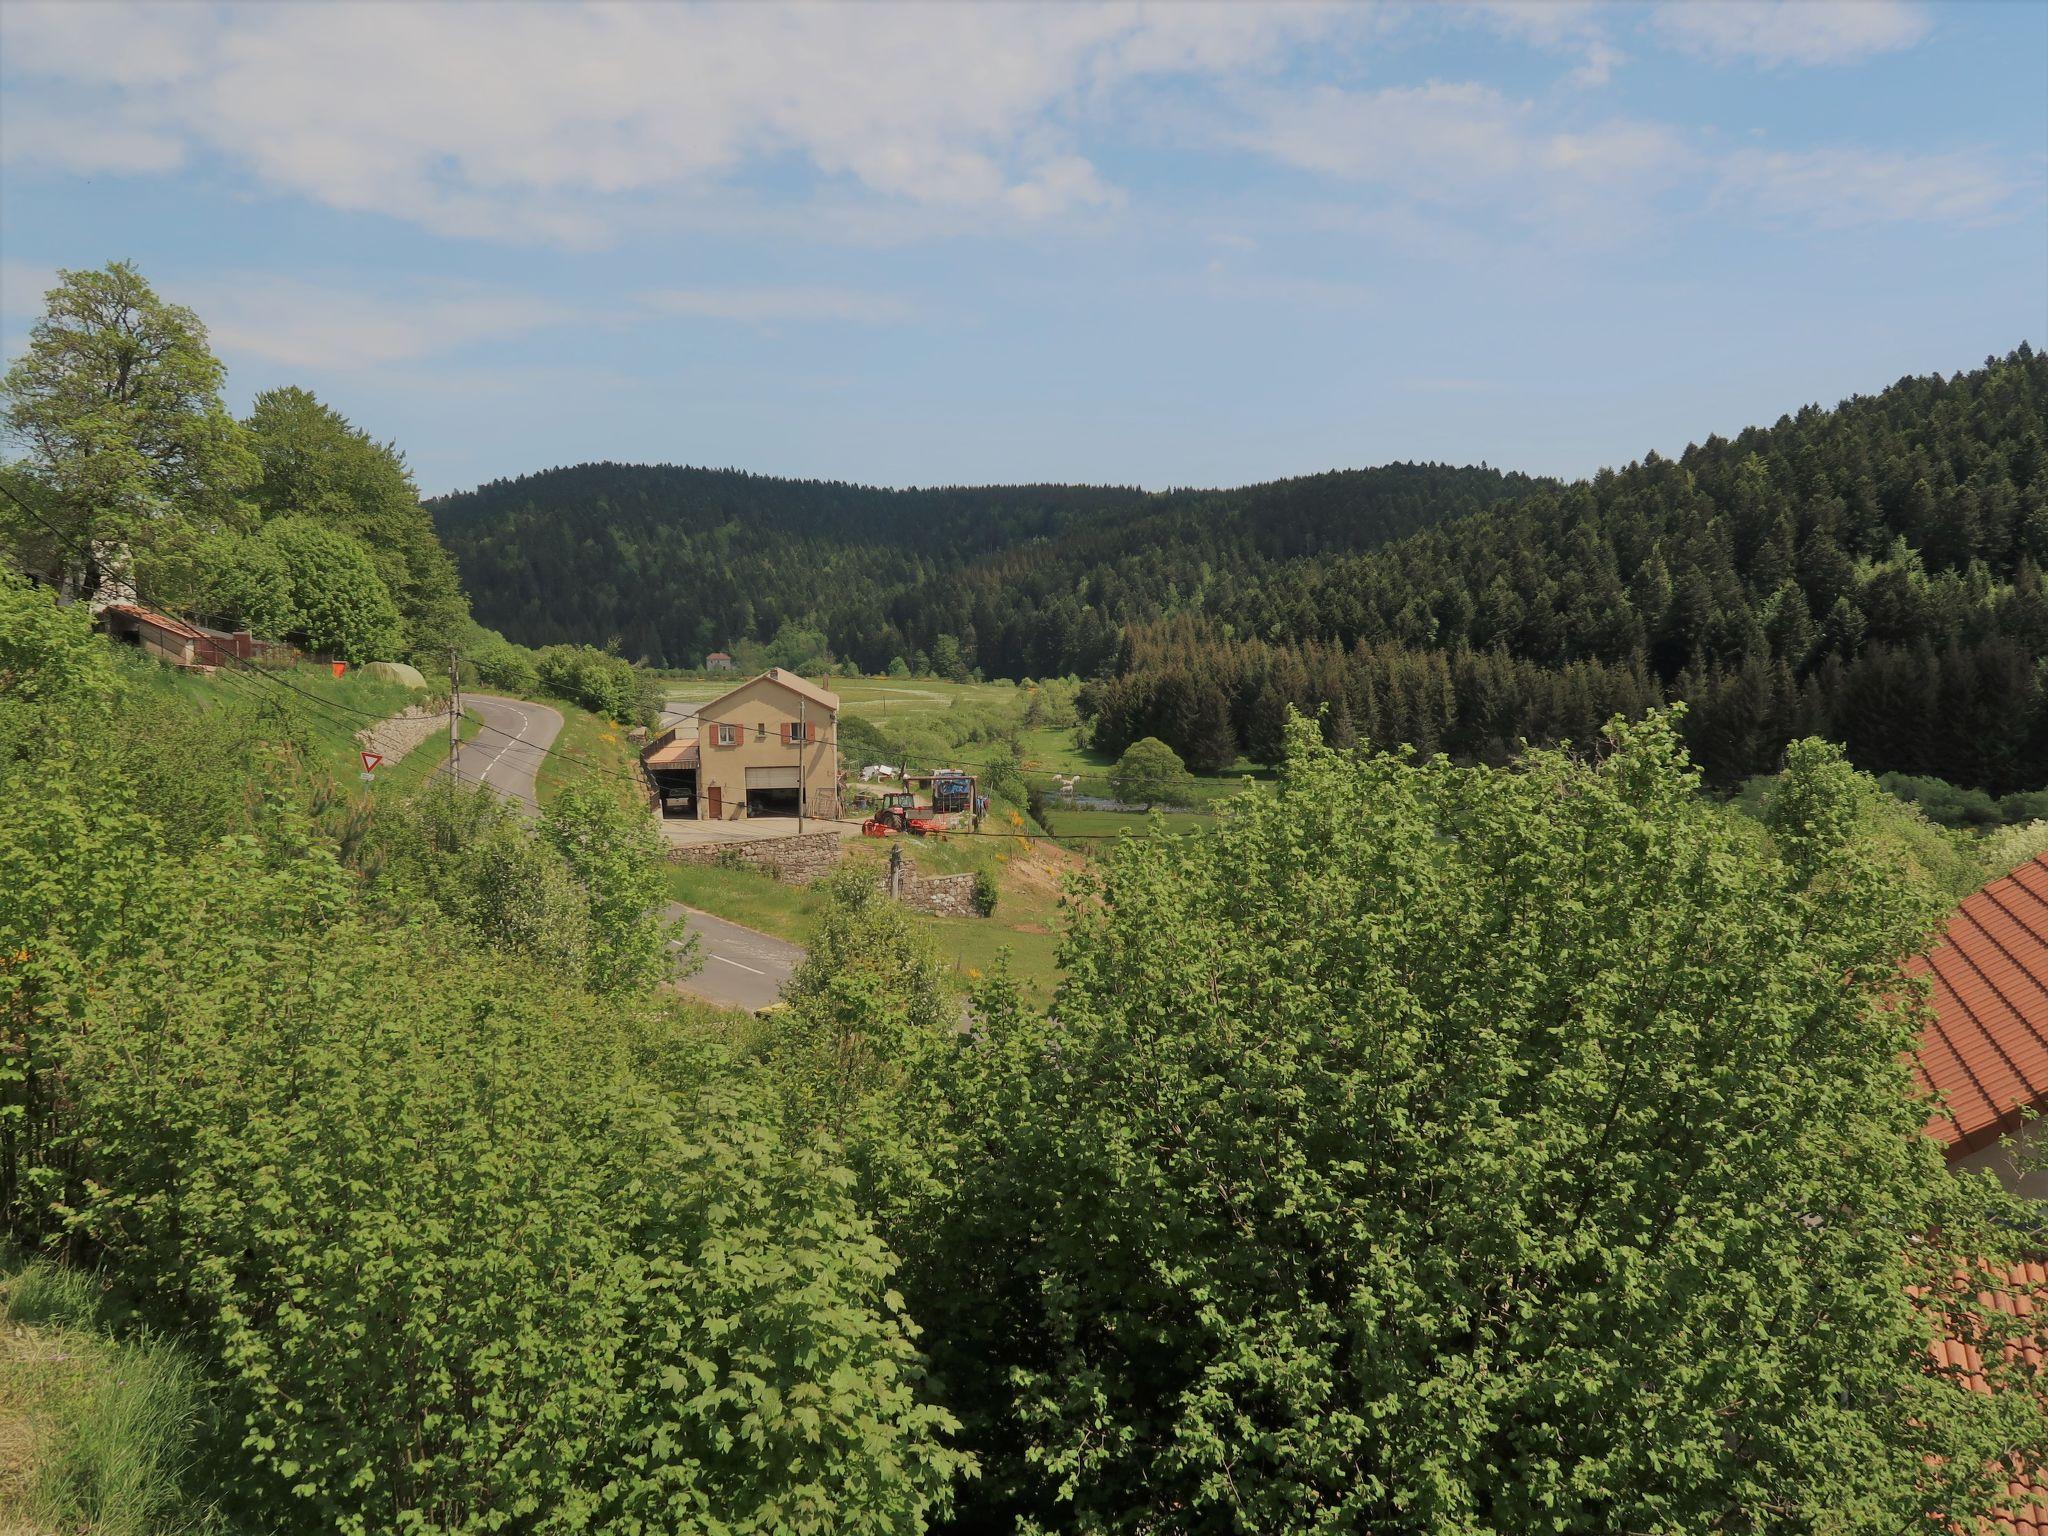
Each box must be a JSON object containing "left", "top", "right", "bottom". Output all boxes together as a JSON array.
[
  {"left": 644, "top": 737, "right": 698, "bottom": 769},
  {"left": 101, "top": 602, "right": 207, "bottom": 643}
]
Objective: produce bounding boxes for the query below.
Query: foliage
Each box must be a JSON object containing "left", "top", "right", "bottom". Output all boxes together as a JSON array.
[
  {"left": 461, "top": 620, "right": 541, "bottom": 695},
  {"left": 1093, "top": 350, "right": 2048, "bottom": 792},
  {"left": 535, "top": 641, "right": 657, "bottom": 723},
  {"left": 433, "top": 461, "right": 1527, "bottom": 674},
  {"left": 1, "top": 593, "right": 968, "bottom": 1533},
  {"left": 0, "top": 261, "right": 256, "bottom": 598},
  {"left": 250, "top": 514, "right": 405, "bottom": 662},
  {"left": 540, "top": 779, "right": 681, "bottom": 993},
  {"left": 903, "top": 713, "right": 2044, "bottom": 1534},
  {"left": 763, "top": 869, "right": 954, "bottom": 1229},
  {"left": 243, "top": 387, "right": 469, "bottom": 657},
  {"left": 969, "top": 867, "right": 999, "bottom": 918},
  {"left": 1981, "top": 820, "right": 2048, "bottom": 880},
  {"left": 838, "top": 710, "right": 896, "bottom": 773},
  {"left": 1108, "top": 735, "right": 1195, "bottom": 808}
]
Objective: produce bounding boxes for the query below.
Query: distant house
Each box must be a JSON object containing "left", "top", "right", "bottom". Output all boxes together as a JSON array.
[
  {"left": 691, "top": 667, "right": 840, "bottom": 821},
  {"left": 641, "top": 667, "right": 841, "bottom": 822},
  {"left": 1914, "top": 852, "right": 2048, "bottom": 1199},
  {"left": 101, "top": 603, "right": 281, "bottom": 670},
  {"left": 705, "top": 651, "right": 736, "bottom": 673}
]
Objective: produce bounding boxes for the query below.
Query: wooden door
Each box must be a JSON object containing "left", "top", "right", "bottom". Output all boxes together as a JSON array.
[{"left": 707, "top": 785, "right": 722, "bottom": 819}]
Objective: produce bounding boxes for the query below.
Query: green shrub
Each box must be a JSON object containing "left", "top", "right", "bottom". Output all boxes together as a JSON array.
[
  {"left": 906, "top": 718, "right": 2041, "bottom": 1533},
  {"left": 970, "top": 866, "right": 999, "bottom": 917}
]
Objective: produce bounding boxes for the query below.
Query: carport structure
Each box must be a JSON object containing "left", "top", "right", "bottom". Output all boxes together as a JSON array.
[{"left": 642, "top": 731, "right": 698, "bottom": 817}]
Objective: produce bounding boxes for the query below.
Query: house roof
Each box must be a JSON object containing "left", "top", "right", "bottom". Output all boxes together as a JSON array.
[
  {"left": 1929, "top": 1261, "right": 2047, "bottom": 1535},
  {"left": 101, "top": 602, "right": 206, "bottom": 643},
  {"left": 706, "top": 651, "right": 732, "bottom": 661},
  {"left": 1913, "top": 855, "right": 2048, "bottom": 1154},
  {"left": 702, "top": 667, "right": 839, "bottom": 714},
  {"left": 644, "top": 737, "right": 698, "bottom": 770}
]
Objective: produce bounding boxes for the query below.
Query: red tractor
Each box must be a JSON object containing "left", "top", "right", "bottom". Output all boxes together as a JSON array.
[{"left": 865, "top": 790, "right": 948, "bottom": 837}]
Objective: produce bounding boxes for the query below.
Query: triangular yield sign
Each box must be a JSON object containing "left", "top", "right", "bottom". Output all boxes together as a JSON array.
[{"left": 360, "top": 750, "right": 384, "bottom": 773}]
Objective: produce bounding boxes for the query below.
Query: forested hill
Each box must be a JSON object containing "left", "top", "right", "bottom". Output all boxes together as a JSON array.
[
  {"left": 430, "top": 461, "right": 1540, "bottom": 674},
  {"left": 1090, "top": 346, "right": 2048, "bottom": 792}
]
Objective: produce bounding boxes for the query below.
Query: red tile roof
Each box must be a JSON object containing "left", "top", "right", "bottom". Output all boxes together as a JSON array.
[
  {"left": 1914, "top": 856, "right": 2048, "bottom": 1155},
  {"left": 1929, "top": 1261, "right": 2048, "bottom": 1535}
]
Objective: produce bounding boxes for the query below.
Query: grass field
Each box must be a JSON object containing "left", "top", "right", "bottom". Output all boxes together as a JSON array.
[{"left": 0, "top": 1255, "right": 215, "bottom": 1536}]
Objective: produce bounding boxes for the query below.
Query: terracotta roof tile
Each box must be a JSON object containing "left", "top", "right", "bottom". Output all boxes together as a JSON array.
[
  {"left": 1928, "top": 1262, "right": 2048, "bottom": 1535},
  {"left": 1913, "top": 856, "right": 2048, "bottom": 1154}
]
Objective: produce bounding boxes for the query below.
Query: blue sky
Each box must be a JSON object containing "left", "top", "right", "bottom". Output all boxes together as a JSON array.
[{"left": 2, "top": 0, "right": 2043, "bottom": 497}]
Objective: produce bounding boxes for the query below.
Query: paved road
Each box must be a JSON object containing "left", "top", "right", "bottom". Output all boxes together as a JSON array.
[
  {"left": 458, "top": 694, "right": 563, "bottom": 814},
  {"left": 458, "top": 693, "right": 806, "bottom": 1010},
  {"left": 663, "top": 904, "right": 806, "bottom": 1011}
]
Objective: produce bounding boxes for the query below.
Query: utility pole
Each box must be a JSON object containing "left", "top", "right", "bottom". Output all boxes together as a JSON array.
[
  {"left": 797, "top": 695, "right": 807, "bottom": 834},
  {"left": 449, "top": 647, "right": 462, "bottom": 785}
]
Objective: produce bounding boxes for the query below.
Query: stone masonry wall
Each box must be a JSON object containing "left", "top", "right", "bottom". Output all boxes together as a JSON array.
[
  {"left": 355, "top": 701, "right": 450, "bottom": 766},
  {"left": 664, "top": 831, "right": 843, "bottom": 886},
  {"left": 892, "top": 871, "right": 979, "bottom": 917}
]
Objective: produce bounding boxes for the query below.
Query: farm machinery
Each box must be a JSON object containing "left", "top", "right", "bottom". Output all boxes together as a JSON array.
[{"left": 860, "top": 771, "right": 979, "bottom": 837}]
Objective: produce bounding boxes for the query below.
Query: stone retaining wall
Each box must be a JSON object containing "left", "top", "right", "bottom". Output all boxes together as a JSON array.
[
  {"left": 664, "top": 831, "right": 843, "bottom": 885},
  {"left": 886, "top": 871, "right": 979, "bottom": 917},
  {"left": 355, "top": 701, "right": 450, "bottom": 766}
]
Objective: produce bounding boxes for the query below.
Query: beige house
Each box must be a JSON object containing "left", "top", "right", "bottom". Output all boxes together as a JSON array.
[{"left": 692, "top": 668, "right": 841, "bottom": 821}]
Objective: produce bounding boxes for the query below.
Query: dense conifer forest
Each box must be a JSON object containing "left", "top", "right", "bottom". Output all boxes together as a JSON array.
[{"left": 437, "top": 348, "right": 2047, "bottom": 791}]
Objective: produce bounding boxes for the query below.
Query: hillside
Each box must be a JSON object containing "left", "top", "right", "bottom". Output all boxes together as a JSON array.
[
  {"left": 1091, "top": 347, "right": 2047, "bottom": 791},
  {"left": 431, "top": 462, "right": 1540, "bottom": 673}
]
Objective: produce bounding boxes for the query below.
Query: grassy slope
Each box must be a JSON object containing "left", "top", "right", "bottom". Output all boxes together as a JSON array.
[
  {"left": 0, "top": 1257, "right": 215, "bottom": 1536},
  {"left": 111, "top": 650, "right": 464, "bottom": 797},
  {"left": 532, "top": 700, "right": 641, "bottom": 808}
]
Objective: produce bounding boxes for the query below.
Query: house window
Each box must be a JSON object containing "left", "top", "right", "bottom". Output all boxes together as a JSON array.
[
  {"left": 715, "top": 723, "right": 738, "bottom": 746},
  {"left": 785, "top": 721, "right": 809, "bottom": 745}
]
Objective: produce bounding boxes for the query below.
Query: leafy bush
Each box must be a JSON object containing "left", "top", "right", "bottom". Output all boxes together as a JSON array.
[
  {"left": 534, "top": 641, "right": 656, "bottom": 723},
  {"left": 970, "top": 866, "right": 999, "bottom": 917},
  {"left": 256, "top": 515, "right": 405, "bottom": 663},
  {"left": 1879, "top": 771, "right": 2007, "bottom": 828},
  {"left": 1108, "top": 735, "right": 1195, "bottom": 808},
  {"left": 2, "top": 582, "right": 967, "bottom": 1532},
  {"left": 905, "top": 714, "right": 2041, "bottom": 1533}
]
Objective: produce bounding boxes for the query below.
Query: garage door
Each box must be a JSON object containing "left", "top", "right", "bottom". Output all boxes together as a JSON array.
[{"left": 745, "top": 766, "right": 801, "bottom": 790}]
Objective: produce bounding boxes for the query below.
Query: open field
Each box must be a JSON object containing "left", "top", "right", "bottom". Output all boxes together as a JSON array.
[{"left": 661, "top": 820, "right": 1077, "bottom": 1003}]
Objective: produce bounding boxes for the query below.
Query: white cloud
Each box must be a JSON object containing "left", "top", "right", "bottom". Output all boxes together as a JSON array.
[
  {"left": 640, "top": 287, "right": 915, "bottom": 325},
  {"left": 0, "top": 108, "right": 183, "bottom": 175},
  {"left": 0, "top": 0, "right": 1338, "bottom": 245},
  {"left": 0, "top": 261, "right": 60, "bottom": 318},
  {"left": 1655, "top": 1, "right": 1930, "bottom": 68},
  {"left": 1719, "top": 146, "right": 2019, "bottom": 227},
  {"left": 1463, "top": 2, "right": 1625, "bottom": 87},
  {"left": 179, "top": 277, "right": 586, "bottom": 371},
  {"left": 1239, "top": 82, "right": 1691, "bottom": 243}
]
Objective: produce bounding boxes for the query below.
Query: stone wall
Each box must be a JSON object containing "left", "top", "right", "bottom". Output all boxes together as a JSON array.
[
  {"left": 881, "top": 869, "right": 980, "bottom": 917},
  {"left": 355, "top": 701, "right": 450, "bottom": 765},
  {"left": 664, "top": 831, "right": 843, "bottom": 885}
]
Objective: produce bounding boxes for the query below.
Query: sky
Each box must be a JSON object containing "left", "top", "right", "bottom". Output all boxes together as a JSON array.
[{"left": 1, "top": 0, "right": 2044, "bottom": 498}]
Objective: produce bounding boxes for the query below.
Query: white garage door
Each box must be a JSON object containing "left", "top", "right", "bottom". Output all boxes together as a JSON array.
[{"left": 746, "top": 766, "right": 801, "bottom": 790}]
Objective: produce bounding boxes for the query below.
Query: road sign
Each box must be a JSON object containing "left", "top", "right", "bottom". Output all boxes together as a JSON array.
[{"left": 360, "top": 750, "right": 384, "bottom": 773}]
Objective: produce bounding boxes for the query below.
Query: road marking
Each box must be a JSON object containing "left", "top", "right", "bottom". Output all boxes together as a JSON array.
[
  {"left": 708, "top": 954, "right": 767, "bottom": 975},
  {"left": 478, "top": 703, "right": 531, "bottom": 788}
]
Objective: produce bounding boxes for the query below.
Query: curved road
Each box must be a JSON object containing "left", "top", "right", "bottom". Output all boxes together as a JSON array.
[{"left": 461, "top": 693, "right": 804, "bottom": 1011}]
